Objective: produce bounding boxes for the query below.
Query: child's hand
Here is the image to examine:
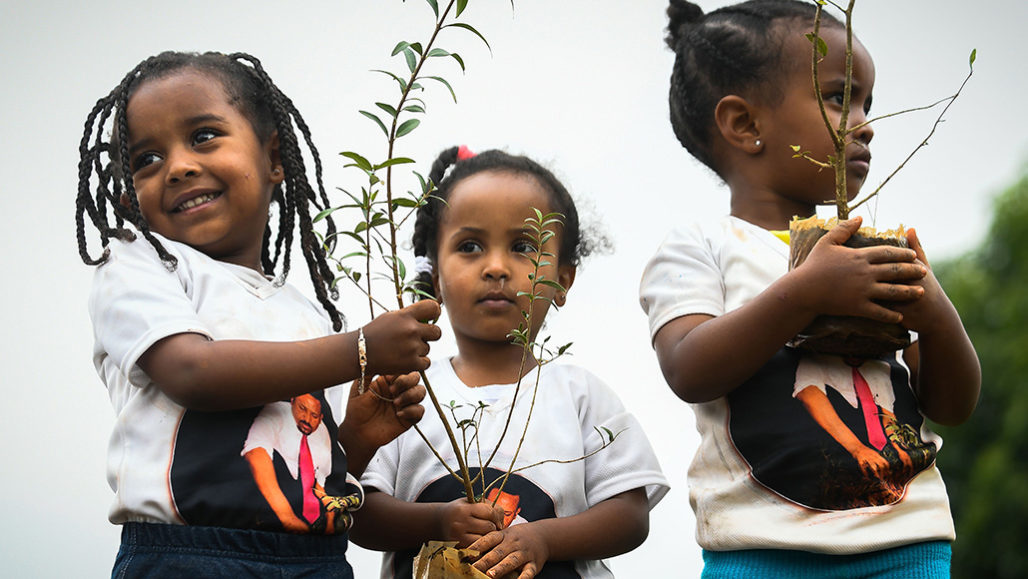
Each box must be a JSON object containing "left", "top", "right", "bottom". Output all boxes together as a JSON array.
[
  {"left": 796, "top": 217, "right": 926, "bottom": 323},
  {"left": 362, "top": 300, "right": 442, "bottom": 375},
  {"left": 440, "top": 498, "right": 504, "bottom": 547},
  {"left": 470, "top": 524, "right": 549, "bottom": 579},
  {"left": 339, "top": 372, "right": 426, "bottom": 476},
  {"left": 889, "top": 228, "right": 948, "bottom": 333}
]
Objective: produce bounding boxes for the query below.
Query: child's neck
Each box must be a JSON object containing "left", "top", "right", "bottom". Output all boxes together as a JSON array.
[{"left": 451, "top": 340, "right": 538, "bottom": 388}]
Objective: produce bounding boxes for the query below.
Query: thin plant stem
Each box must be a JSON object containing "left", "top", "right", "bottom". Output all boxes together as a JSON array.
[{"left": 850, "top": 64, "right": 974, "bottom": 213}]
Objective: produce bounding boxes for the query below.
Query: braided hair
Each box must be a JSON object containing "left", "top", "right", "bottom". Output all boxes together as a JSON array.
[
  {"left": 410, "top": 146, "right": 592, "bottom": 300},
  {"left": 665, "top": 0, "right": 842, "bottom": 176},
  {"left": 75, "top": 51, "right": 344, "bottom": 330}
]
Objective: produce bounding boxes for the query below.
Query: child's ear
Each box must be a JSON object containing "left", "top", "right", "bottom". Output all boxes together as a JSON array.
[
  {"left": 432, "top": 272, "right": 443, "bottom": 306},
  {"left": 265, "top": 131, "right": 284, "bottom": 184},
  {"left": 714, "top": 95, "right": 763, "bottom": 155},
  {"left": 554, "top": 265, "right": 576, "bottom": 307}
]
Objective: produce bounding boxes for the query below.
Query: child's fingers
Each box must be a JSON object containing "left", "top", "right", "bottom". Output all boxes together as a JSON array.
[
  {"left": 905, "top": 227, "right": 931, "bottom": 267},
  {"left": 869, "top": 279, "right": 924, "bottom": 303},
  {"left": 870, "top": 261, "right": 926, "bottom": 284},
  {"left": 862, "top": 245, "right": 917, "bottom": 265},
  {"left": 483, "top": 550, "right": 536, "bottom": 579},
  {"left": 468, "top": 530, "right": 503, "bottom": 556},
  {"left": 384, "top": 371, "right": 421, "bottom": 395},
  {"left": 855, "top": 299, "right": 905, "bottom": 324},
  {"left": 819, "top": 217, "right": 862, "bottom": 246},
  {"left": 405, "top": 299, "right": 442, "bottom": 324}
]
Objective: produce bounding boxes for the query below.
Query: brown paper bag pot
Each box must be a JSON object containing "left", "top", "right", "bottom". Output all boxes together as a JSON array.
[
  {"left": 787, "top": 216, "right": 911, "bottom": 358},
  {"left": 413, "top": 542, "right": 518, "bottom": 579}
]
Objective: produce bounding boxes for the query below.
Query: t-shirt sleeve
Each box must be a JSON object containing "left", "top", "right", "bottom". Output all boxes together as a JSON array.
[
  {"left": 639, "top": 223, "right": 725, "bottom": 342},
  {"left": 89, "top": 238, "right": 212, "bottom": 386},
  {"left": 576, "top": 369, "right": 670, "bottom": 510}
]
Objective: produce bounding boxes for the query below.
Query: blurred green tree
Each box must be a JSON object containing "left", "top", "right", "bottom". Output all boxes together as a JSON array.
[{"left": 934, "top": 170, "right": 1028, "bottom": 579}]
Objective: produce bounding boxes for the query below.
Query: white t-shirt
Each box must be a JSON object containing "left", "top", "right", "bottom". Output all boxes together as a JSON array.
[
  {"left": 639, "top": 216, "right": 953, "bottom": 554},
  {"left": 361, "top": 360, "right": 670, "bottom": 579},
  {"left": 89, "top": 234, "right": 357, "bottom": 533}
]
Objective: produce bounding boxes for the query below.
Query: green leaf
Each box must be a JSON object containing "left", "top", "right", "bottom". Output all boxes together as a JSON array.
[
  {"left": 969, "top": 48, "right": 977, "bottom": 68},
  {"left": 424, "top": 76, "right": 457, "bottom": 102},
  {"left": 403, "top": 104, "right": 426, "bottom": 114},
  {"left": 450, "top": 52, "right": 466, "bottom": 72},
  {"left": 403, "top": 48, "right": 418, "bottom": 74},
  {"left": 375, "top": 102, "right": 398, "bottom": 118},
  {"left": 396, "top": 118, "right": 421, "bottom": 138},
  {"left": 424, "top": 0, "right": 439, "bottom": 18},
  {"left": 374, "top": 157, "right": 416, "bottom": 170},
  {"left": 804, "top": 32, "right": 828, "bottom": 57},
  {"left": 392, "top": 197, "right": 420, "bottom": 208},
  {"left": 409, "top": 42, "right": 424, "bottom": 56},
  {"left": 313, "top": 205, "right": 342, "bottom": 223},
  {"left": 456, "top": 0, "right": 468, "bottom": 17},
  {"left": 340, "top": 231, "right": 365, "bottom": 245},
  {"left": 427, "top": 48, "right": 450, "bottom": 58},
  {"left": 397, "top": 258, "right": 407, "bottom": 281},
  {"left": 359, "top": 110, "right": 389, "bottom": 137},
  {"left": 445, "top": 23, "right": 492, "bottom": 54},
  {"left": 340, "top": 151, "right": 374, "bottom": 172},
  {"left": 538, "top": 279, "right": 567, "bottom": 292},
  {"left": 372, "top": 69, "right": 407, "bottom": 92},
  {"left": 391, "top": 41, "right": 410, "bottom": 57}
]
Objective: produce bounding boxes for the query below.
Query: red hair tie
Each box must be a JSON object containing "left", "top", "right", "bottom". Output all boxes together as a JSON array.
[{"left": 457, "top": 145, "right": 476, "bottom": 160}]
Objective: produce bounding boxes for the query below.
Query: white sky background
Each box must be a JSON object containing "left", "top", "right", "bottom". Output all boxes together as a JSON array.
[{"left": 1, "top": 0, "right": 1025, "bottom": 576}]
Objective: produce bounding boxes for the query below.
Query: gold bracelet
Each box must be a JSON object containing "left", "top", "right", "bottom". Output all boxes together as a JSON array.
[{"left": 357, "top": 327, "right": 368, "bottom": 394}]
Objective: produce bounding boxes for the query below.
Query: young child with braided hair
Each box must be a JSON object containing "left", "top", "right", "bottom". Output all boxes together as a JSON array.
[
  {"left": 76, "top": 51, "right": 441, "bottom": 577},
  {"left": 640, "top": 1, "right": 980, "bottom": 577},
  {"left": 350, "top": 146, "right": 669, "bottom": 579}
]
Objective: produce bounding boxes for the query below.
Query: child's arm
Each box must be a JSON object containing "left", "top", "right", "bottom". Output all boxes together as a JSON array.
[
  {"left": 349, "top": 490, "right": 504, "bottom": 551},
  {"left": 654, "top": 218, "right": 926, "bottom": 402},
  {"left": 339, "top": 373, "right": 427, "bottom": 477},
  {"left": 469, "top": 488, "right": 649, "bottom": 579},
  {"left": 137, "top": 300, "right": 442, "bottom": 411},
  {"left": 895, "top": 229, "right": 980, "bottom": 426}
]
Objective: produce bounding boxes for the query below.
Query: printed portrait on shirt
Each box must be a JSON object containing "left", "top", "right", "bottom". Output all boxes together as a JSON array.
[
  {"left": 169, "top": 390, "right": 356, "bottom": 533},
  {"left": 727, "top": 348, "right": 938, "bottom": 510}
]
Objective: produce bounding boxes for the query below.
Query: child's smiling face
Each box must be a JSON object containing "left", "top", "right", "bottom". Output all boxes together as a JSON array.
[
  {"left": 125, "top": 69, "right": 283, "bottom": 270},
  {"left": 433, "top": 171, "right": 575, "bottom": 349},
  {"left": 758, "top": 25, "right": 876, "bottom": 210}
]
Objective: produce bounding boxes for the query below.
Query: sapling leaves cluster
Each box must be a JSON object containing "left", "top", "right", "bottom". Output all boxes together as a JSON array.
[{"left": 323, "top": 1, "right": 617, "bottom": 512}]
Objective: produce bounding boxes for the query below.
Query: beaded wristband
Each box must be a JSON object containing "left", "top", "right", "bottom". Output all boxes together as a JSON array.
[{"left": 357, "top": 327, "right": 368, "bottom": 394}]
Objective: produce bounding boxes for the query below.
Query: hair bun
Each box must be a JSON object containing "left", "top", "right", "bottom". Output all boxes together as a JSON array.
[{"left": 666, "top": 0, "right": 704, "bottom": 47}]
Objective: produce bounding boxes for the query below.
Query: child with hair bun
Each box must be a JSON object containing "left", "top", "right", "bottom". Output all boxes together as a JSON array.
[
  {"left": 76, "top": 51, "right": 442, "bottom": 577},
  {"left": 352, "top": 146, "right": 669, "bottom": 579},
  {"left": 640, "top": 1, "right": 980, "bottom": 577}
]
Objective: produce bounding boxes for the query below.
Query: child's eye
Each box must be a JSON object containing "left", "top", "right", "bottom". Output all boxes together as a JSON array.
[
  {"left": 825, "top": 92, "right": 845, "bottom": 106},
  {"left": 457, "top": 240, "right": 482, "bottom": 254},
  {"left": 512, "top": 240, "right": 538, "bottom": 255},
  {"left": 192, "top": 129, "right": 219, "bottom": 145},
  {"left": 131, "top": 152, "right": 161, "bottom": 173}
]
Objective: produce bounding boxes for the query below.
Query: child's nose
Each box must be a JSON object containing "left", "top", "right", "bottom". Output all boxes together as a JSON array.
[
  {"left": 850, "top": 111, "right": 874, "bottom": 145},
  {"left": 165, "top": 149, "right": 201, "bottom": 184},
  {"left": 482, "top": 252, "right": 510, "bottom": 280}
]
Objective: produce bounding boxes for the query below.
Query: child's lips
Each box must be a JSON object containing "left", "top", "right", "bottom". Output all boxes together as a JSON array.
[
  {"left": 848, "top": 149, "right": 872, "bottom": 175},
  {"left": 478, "top": 291, "right": 516, "bottom": 308}
]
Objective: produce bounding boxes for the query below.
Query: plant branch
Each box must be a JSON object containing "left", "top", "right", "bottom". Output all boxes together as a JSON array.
[{"left": 850, "top": 61, "right": 974, "bottom": 213}]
